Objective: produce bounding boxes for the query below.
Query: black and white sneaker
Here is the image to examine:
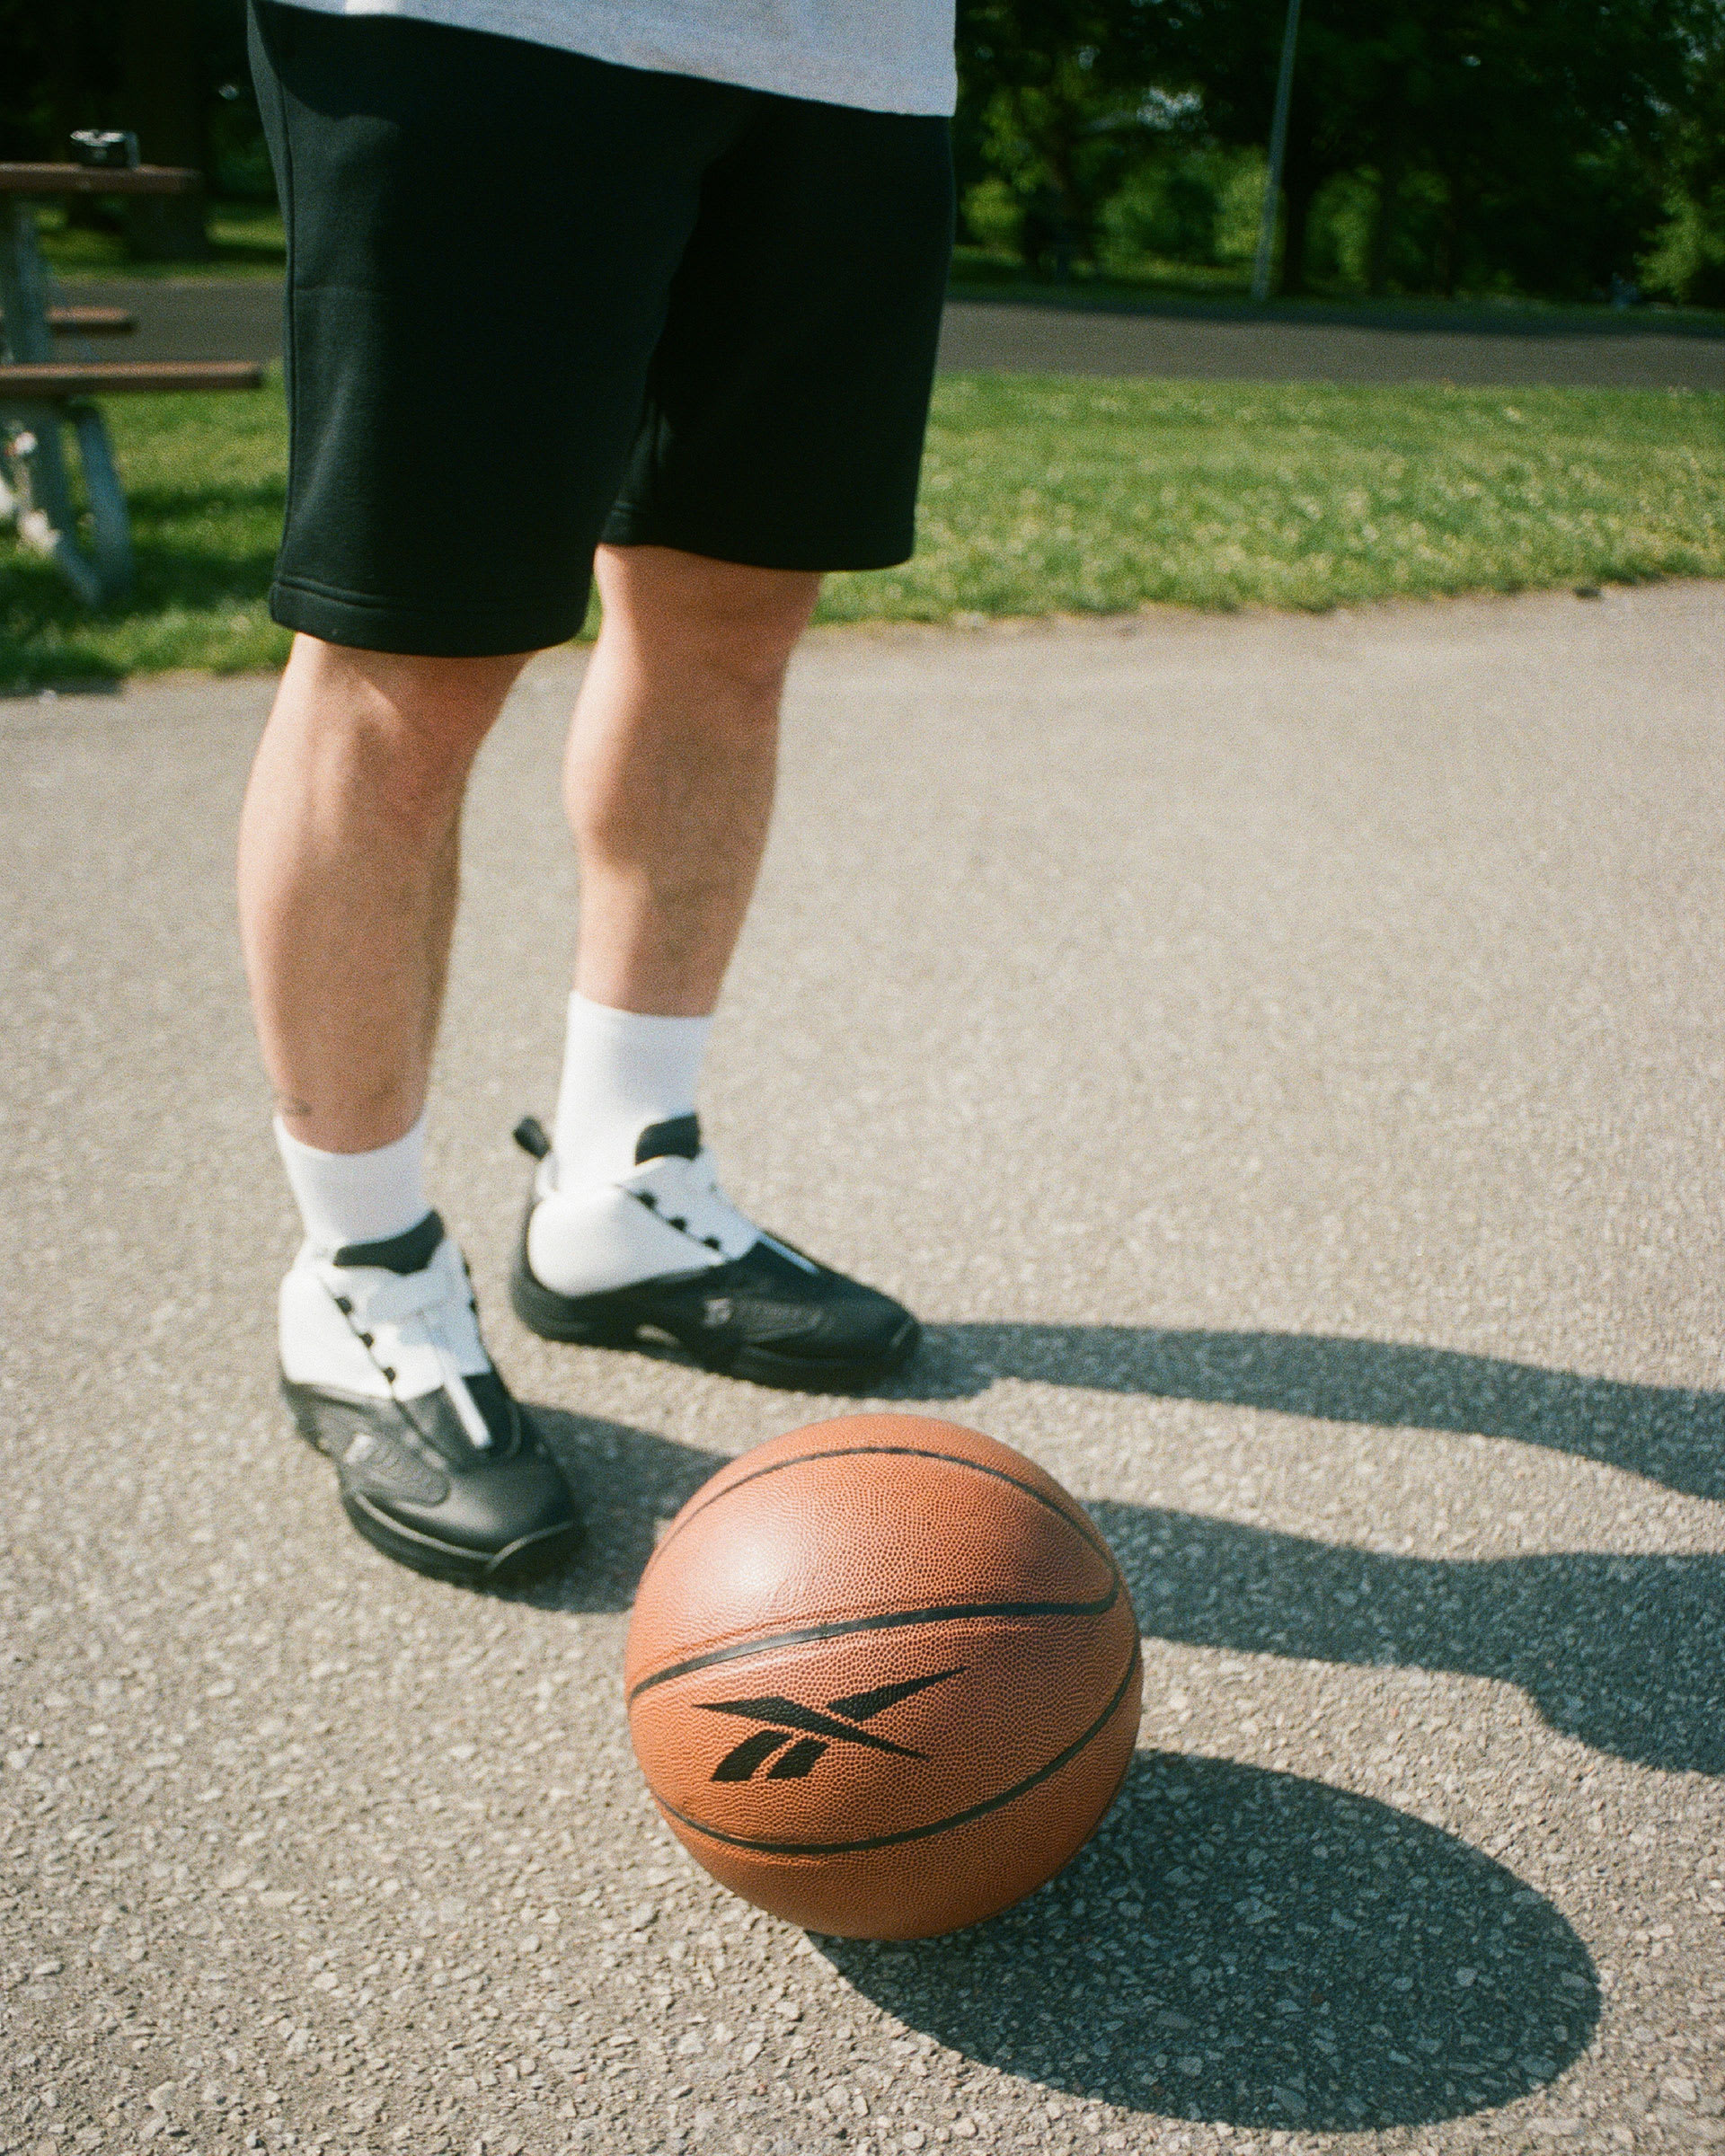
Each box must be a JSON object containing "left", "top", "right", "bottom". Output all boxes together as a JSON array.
[
  {"left": 279, "top": 1211, "right": 580, "bottom": 1586},
  {"left": 509, "top": 1116, "right": 920, "bottom": 1392}
]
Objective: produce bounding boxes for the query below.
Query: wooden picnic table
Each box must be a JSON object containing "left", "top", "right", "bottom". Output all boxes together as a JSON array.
[{"left": 0, "top": 162, "right": 266, "bottom": 606}]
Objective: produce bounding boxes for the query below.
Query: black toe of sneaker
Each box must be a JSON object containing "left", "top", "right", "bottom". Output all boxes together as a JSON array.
[
  {"left": 283, "top": 1372, "right": 581, "bottom": 1587},
  {"left": 513, "top": 1228, "right": 921, "bottom": 1391},
  {"left": 279, "top": 1213, "right": 581, "bottom": 1587}
]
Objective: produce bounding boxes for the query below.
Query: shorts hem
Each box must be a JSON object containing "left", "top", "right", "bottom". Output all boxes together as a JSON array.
[
  {"left": 269, "top": 579, "right": 587, "bottom": 658},
  {"left": 602, "top": 507, "right": 914, "bottom": 574}
]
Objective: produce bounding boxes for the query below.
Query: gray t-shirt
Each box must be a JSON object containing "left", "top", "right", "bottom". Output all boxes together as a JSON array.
[{"left": 280, "top": 0, "right": 958, "bottom": 115}]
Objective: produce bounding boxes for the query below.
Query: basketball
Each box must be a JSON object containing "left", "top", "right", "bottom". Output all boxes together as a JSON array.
[{"left": 624, "top": 1414, "right": 1142, "bottom": 1939}]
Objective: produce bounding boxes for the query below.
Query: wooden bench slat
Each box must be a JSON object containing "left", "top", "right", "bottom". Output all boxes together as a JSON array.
[
  {"left": 0, "top": 163, "right": 201, "bottom": 198},
  {"left": 0, "top": 359, "right": 264, "bottom": 396},
  {"left": 48, "top": 305, "right": 137, "bottom": 335}
]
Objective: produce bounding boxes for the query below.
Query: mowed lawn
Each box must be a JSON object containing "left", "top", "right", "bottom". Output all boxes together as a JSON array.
[{"left": 3, "top": 372, "right": 1721, "bottom": 687}]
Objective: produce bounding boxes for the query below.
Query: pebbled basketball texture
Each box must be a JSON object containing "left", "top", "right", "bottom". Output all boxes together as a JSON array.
[{"left": 624, "top": 1414, "right": 1142, "bottom": 1939}]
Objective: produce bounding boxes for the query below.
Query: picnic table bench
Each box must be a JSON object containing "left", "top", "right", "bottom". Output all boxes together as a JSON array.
[{"left": 0, "top": 160, "right": 266, "bottom": 605}]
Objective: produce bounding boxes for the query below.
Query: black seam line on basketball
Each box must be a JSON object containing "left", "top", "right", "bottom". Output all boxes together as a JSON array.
[
  {"left": 693, "top": 1695, "right": 926, "bottom": 1758},
  {"left": 649, "top": 1444, "right": 1117, "bottom": 1572},
  {"left": 652, "top": 1641, "right": 1143, "bottom": 1859},
  {"left": 626, "top": 1579, "right": 1120, "bottom": 1704}
]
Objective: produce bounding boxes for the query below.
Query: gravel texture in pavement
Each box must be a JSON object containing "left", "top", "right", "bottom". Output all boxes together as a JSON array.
[{"left": 3, "top": 583, "right": 1722, "bottom": 2155}]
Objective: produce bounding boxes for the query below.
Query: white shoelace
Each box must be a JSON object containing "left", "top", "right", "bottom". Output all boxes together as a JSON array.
[{"left": 330, "top": 1257, "right": 494, "bottom": 1450}]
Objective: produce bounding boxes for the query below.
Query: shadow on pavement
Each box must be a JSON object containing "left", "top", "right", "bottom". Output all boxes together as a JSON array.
[
  {"left": 500, "top": 1409, "right": 728, "bottom": 1614},
  {"left": 821, "top": 1751, "right": 1599, "bottom": 2129},
  {"left": 504, "top": 1382, "right": 1625, "bottom": 2129},
  {"left": 508, "top": 1343, "right": 1723, "bottom": 1771},
  {"left": 1091, "top": 1502, "right": 1723, "bottom": 1776},
  {"left": 885, "top": 1322, "right": 1725, "bottom": 1503}
]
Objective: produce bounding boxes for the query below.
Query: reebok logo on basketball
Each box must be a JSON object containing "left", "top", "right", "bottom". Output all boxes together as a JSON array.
[{"left": 696, "top": 1667, "right": 963, "bottom": 1781}]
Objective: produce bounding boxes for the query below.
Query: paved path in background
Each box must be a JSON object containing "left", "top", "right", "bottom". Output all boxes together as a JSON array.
[
  {"left": 938, "top": 297, "right": 1725, "bottom": 390},
  {"left": 4, "top": 585, "right": 1723, "bottom": 2156},
  {"left": 56, "top": 276, "right": 1725, "bottom": 389}
]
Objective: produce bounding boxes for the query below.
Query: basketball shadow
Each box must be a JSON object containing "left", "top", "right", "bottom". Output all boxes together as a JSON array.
[
  {"left": 492, "top": 1408, "right": 729, "bottom": 1613},
  {"left": 879, "top": 1323, "right": 1724, "bottom": 1503},
  {"left": 820, "top": 1751, "right": 1598, "bottom": 2129}
]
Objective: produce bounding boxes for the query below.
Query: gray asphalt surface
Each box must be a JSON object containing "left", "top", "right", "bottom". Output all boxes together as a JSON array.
[
  {"left": 4, "top": 582, "right": 1723, "bottom": 2156},
  {"left": 52, "top": 277, "right": 1725, "bottom": 390},
  {"left": 935, "top": 300, "right": 1725, "bottom": 391}
]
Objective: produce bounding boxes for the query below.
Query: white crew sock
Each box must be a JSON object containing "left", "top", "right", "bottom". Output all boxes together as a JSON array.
[
  {"left": 274, "top": 1111, "right": 430, "bottom": 1255},
  {"left": 552, "top": 993, "right": 712, "bottom": 1187}
]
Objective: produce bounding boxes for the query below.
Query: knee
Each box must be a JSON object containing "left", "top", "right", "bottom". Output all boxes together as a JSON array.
[
  {"left": 595, "top": 546, "right": 820, "bottom": 701},
  {"left": 287, "top": 636, "right": 529, "bottom": 815}
]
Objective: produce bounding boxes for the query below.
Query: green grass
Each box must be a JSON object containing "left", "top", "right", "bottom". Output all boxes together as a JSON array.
[
  {"left": 834, "top": 378, "right": 1725, "bottom": 622},
  {"left": 34, "top": 201, "right": 288, "bottom": 278},
  {"left": 3, "top": 373, "right": 1721, "bottom": 688}
]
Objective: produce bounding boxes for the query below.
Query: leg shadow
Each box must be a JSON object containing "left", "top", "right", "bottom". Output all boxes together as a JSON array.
[
  {"left": 500, "top": 1409, "right": 730, "bottom": 1613},
  {"left": 820, "top": 1753, "right": 1598, "bottom": 2129},
  {"left": 881, "top": 1324, "right": 1724, "bottom": 1503},
  {"left": 1091, "top": 1502, "right": 1725, "bottom": 1775}
]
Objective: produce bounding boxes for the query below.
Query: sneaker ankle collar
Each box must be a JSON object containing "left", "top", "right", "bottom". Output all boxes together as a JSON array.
[{"left": 331, "top": 1210, "right": 445, "bottom": 1275}]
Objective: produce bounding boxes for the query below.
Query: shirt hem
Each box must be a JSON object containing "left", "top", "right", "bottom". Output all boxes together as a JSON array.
[{"left": 274, "top": 0, "right": 958, "bottom": 115}]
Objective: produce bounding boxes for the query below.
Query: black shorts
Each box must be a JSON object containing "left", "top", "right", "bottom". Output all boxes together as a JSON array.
[{"left": 247, "top": 2, "right": 954, "bottom": 656}]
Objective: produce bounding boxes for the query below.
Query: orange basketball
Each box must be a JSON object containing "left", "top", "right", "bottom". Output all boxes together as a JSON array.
[{"left": 624, "top": 1414, "right": 1142, "bottom": 1939}]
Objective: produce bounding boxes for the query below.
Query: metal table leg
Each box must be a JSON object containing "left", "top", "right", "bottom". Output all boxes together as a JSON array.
[{"left": 0, "top": 198, "right": 135, "bottom": 605}]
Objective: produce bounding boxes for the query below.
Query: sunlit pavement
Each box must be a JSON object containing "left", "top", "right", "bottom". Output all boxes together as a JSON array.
[{"left": 4, "top": 580, "right": 1722, "bottom": 2153}]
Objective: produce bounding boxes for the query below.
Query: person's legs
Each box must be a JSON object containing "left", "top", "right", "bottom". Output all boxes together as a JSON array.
[
  {"left": 515, "top": 544, "right": 920, "bottom": 1386},
  {"left": 565, "top": 543, "right": 818, "bottom": 1021},
  {"left": 242, "top": 635, "right": 579, "bottom": 1586},
  {"left": 240, "top": 633, "right": 529, "bottom": 1157},
  {"left": 513, "top": 93, "right": 951, "bottom": 1378},
  {"left": 544, "top": 545, "right": 819, "bottom": 1196}
]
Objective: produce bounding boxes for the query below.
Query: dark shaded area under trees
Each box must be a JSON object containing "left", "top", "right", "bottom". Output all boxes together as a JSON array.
[
  {"left": 957, "top": 0, "right": 1725, "bottom": 303},
  {"left": 1, "top": 0, "right": 1720, "bottom": 301},
  {"left": 0, "top": 0, "right": 264, "bottom": 261}
]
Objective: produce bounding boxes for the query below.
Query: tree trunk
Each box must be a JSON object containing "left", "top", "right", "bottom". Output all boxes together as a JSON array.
[
  {"left": 1433, "top": 172, "right": 1464, "bottom": 298},
  {"left": 1368, "top": 136, "right": 1405, "bottom": 296},
  {"left": 120, "top": 0, "right": 210, "bottom": 261},
  {"left": 1278, "top": 135, "right": 1319, "bottom": 296}
]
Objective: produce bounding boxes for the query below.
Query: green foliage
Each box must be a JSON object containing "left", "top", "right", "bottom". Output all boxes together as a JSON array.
[
  {"left": 1098, "top": 146, "right": 1263, "bottom": 268},
  {"left": 1639, "top": 8, "right": 1725, "bottom": 304},
  {"left": 956, "top": 2, "right": 1179, "bottom": 271},
  {"left": 958, "top": 0, "right": 1722, "bottom": 300},
  {"left": 6, "top": 0, "right": 1721, "bottom": 303},
  {"left": 5, "top": 375, "right": 1719, "bottom": 687},
  {"left": 0, "top": 0, "right": 272, "bottom": 266}
]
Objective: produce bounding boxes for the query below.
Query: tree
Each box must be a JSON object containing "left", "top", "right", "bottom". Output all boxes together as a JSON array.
[
  {"left": 1124, "top": 0, "right": 1697, "bottom": 295},
  {"left": 1641, "top": 0, "right": 1725, "bottom": 301},
  {"left": 956, "top": 0, "right": 1172, "bottom": 270},
  {"left": 120, "top": 0, "right": 210, "bottom": 258}
]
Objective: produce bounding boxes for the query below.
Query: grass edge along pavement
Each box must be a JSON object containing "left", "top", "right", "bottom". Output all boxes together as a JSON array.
[{"left": 2, "top": 370, "right": 1721, "bottom": 689}]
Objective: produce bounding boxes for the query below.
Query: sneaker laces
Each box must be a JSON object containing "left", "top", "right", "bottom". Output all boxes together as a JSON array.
[
  {"left": 624, "top": 1149, "right": 761, "bottom": 1259},
  {"left": 323, "top": 1244, "right": 495, "bottom": 1451},
  {"left": 538, "top": 1144, "right": 763, "bottom": 1264}
]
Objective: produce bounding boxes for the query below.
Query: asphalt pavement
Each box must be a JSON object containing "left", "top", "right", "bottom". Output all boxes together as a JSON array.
[
  {"left": 51, "top": 278, "right": 1725, "bottom": 390},
  {"left": 4, "top": 582, "right": 1723, "bottom": 2155}
]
